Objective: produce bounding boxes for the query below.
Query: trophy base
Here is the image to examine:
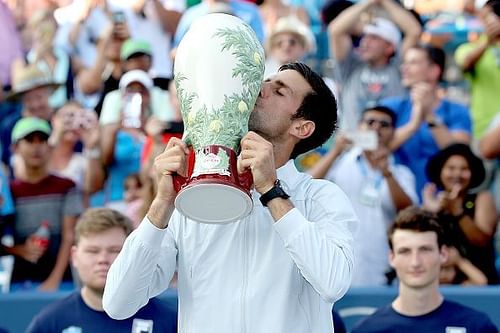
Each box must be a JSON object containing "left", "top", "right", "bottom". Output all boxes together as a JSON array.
[{"left": 175, "top": 182, "right": 253, "bottom": 224}]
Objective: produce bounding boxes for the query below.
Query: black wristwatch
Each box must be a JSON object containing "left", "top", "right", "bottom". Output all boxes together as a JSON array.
[{"left": 259, "top": 179, "right": 290, "bottom": 207}]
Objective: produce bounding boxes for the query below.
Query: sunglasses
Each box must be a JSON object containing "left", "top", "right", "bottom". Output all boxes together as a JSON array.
[{"left": 362, "top": 118, "right": 393, "bottom": 129}]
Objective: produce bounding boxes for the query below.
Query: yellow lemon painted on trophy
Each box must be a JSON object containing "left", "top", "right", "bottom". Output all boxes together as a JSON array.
[
  {"left": 254, "top": 52, "right": 262, "bottom": 65},
  {"left": 188, "top": 111, "right": 197, "bottom": 125},
  {"left": 209, "top": 120, "right": 223, "bottom": 133},
  {"left": 238, "top": 101, "right": 248, "bottom": 113}
]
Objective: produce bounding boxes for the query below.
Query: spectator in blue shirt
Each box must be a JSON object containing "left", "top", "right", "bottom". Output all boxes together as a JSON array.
[{"left": 381, "top": 45, "right": 471, "bottom": 199}]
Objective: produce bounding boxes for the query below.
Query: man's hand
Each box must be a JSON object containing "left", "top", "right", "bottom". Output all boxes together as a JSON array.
[
  {"left": 146, "top": 137, "right": 189, "bottom": 228},
  {"left": 411, "top": 82, "right": 437, "bottom": 118},
  {"left": 153, "top": 137, "right": 189, "bottom": 203},
  {"left": 333, "top": 133, "right": 353, "bottom": 156},
  {"left": 12, "top": 237, "right": 47, "bottom": 263},
  {"left": 366, "top": 147, "right": 391, "bottom": 176},
  {"left": 238, "top": 131, "right": 277, "bottom": 194}
]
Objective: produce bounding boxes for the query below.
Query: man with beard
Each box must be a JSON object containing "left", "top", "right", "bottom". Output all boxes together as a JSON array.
[
  {"left": 26, "top": 208, "right": 177, "bottom": 333},
  {"left": 103, "top": 62, "right": 358, "bottom": 332}
]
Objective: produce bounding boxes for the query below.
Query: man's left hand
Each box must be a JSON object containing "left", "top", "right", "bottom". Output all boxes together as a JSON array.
[{"left": 238, "top": 131, "right": 277, "bottom": 194}]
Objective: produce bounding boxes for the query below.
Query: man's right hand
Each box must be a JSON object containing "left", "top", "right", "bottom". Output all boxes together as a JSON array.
[
  {"left": 333, "top": 133, "right": 353, "bottom": 155},
  {"left": 153, "top": 137, "right": 189, "bottom": 202},
  {"left": 411, "top": 82, "right": 436, "bottom": 116},
  {"left": 146, "top": 138, "right": 190, "bottom": 228},
  {"left": 11, "top": 237, "right": 46, "bottom": 263}
]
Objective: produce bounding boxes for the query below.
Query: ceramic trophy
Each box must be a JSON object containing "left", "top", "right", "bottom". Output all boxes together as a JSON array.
[{"left": 173, "top": 13, "right": 265, "bottom": 223}]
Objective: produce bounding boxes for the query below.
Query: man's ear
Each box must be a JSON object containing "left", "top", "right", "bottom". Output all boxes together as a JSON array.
[
  {"left": 439, "top": 245, "right": 449, "bottom": 265},
  {"left": 10, "top": 143, "right": 18, "bottom": 153},
  {"left": 388, "top": 251, "right": 395, "bottom": 269},
  {"left": 384, "top": 43, "right": 396, "bottom": 58},
  {"left": 291, "top": 119, "right": 315, "bottom": 140},
  {"left": 429, "top": 63, "right": 441, "bottom": 83},
  {"left": 70, "top": 245, "right": 78, "bottom": 267}
]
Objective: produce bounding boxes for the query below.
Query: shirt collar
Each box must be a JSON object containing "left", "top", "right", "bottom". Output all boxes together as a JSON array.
[{"left": 276, "top": 160, "right": 302, "bottom": 189}]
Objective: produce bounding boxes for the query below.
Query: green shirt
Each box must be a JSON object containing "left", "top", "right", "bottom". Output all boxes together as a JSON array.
[{"left": 455, "top": 36, "right": 500, "bottom": 138}]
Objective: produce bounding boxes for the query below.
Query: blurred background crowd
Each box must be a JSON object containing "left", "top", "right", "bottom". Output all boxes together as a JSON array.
[{"left": 0, "top": 0, "right": 499, "bottom": 327}]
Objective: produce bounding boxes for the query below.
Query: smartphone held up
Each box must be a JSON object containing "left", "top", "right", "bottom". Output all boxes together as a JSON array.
[{"left": 122, "top": 93, "right": 143, "bottom": 129}]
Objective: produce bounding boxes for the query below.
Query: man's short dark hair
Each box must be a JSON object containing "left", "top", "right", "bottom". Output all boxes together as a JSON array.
[
  {"left": 279, "top": 62, "right": 338, "bottom": 159},
  {"left": 485, "top": 0, "right": 500, "bottom": 16},
  {"left": 412, "top": 45, "right": 446, "bottom": 82},
  {"left": 127, "top": 52, "right": 152, "bottom": 61},
  {"left": 388, "top": 206, "right": 445, "bottom": 250},
  {"left": 362, "top": 105, "right": 397, "bottom": 126}
]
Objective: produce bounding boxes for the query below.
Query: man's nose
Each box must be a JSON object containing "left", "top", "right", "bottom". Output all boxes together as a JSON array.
[
  {"left": 410, "top": 252, "right": 422, "bottom": 267},
  {"left": 259, "top": 82, "right": 270, "bottom": 98},
  {"left": 97, "top": 251, "right": 112, "bottom": 264}
]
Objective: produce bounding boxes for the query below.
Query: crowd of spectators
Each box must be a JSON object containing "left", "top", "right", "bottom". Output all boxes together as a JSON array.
[{"left": 0, "top": 0, "right": 499, "bottom": 331}]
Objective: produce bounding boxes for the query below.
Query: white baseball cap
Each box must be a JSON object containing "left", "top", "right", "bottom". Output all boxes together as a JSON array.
[
  {"left": 363, "top": 17, "right": 401, "bottom": 48},
  {"left": 119, "top": 70, "right": 153, "bottom": 91}
]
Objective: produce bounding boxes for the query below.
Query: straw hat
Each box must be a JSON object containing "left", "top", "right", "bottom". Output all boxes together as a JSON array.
[
  {"left": 6, "top": 65, "right": 61, "bottom": 101},
  {"left": 266, "top": 16, "right": 316, "bottom": 54}
]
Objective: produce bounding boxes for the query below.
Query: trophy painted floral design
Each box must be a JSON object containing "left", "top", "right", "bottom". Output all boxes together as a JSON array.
[{"left": 173, "top": 13, "right": 265, "bottom": 224}]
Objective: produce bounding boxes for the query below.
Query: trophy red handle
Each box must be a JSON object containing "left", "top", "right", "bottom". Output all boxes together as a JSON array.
[
  {"left": 238, "top": 168, "right": 254, "bottom": 191},
  {"left": 173, "top": 173, "right": 187, "bottom": 192},
  {"left": 172, "top": 147, "right": 195, "bottom": 192}
]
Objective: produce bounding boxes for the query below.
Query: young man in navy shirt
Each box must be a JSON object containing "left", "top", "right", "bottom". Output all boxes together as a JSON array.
[
  {"left": 26, "top": 208, "right": 177, "bottom": 333},
  {"left": 352, "top": 207, "right": 498, "bottom": 333}
]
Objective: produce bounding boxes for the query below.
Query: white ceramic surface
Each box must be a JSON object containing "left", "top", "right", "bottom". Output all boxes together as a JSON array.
[{"left": 173, "top": 13, "right": 265, "bottom": 223}]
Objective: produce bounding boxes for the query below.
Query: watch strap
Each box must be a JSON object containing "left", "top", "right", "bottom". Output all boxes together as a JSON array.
[{"left": 259, "top": 179, "right": 290, "bottom": 207}]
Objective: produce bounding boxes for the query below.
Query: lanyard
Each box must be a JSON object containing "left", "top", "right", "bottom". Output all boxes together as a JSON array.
[{"left": 357, "top": 155, "right": 384, "bottom": 189}]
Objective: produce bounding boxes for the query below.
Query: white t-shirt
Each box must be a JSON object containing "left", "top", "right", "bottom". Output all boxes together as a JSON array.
[
  {"left": 327, "top": 147, "right": 418, "bottom": 286},
  {"left": 52, "top": 153, "right": 87, "bottom": 189}
]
